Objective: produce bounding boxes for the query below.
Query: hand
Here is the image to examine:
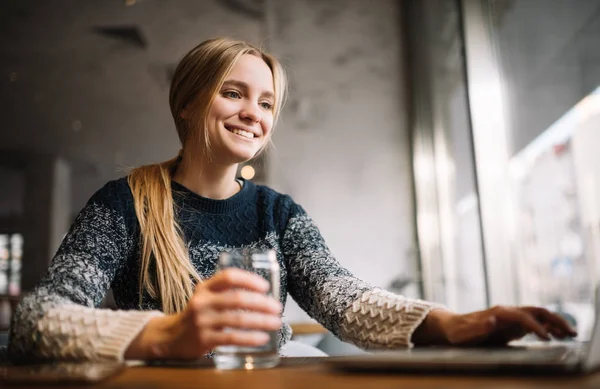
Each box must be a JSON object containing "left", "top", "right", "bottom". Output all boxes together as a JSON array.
[
  {"left": 125, "top": 268, "right": 282, "bottom": 360},
  {"left": 414, "top": 306, "right": 578, "bottom": 347}
]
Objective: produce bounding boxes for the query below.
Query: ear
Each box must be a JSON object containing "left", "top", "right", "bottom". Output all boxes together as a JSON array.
[{"left": 180, "top": 108, "right": 191, "bottom": 120}]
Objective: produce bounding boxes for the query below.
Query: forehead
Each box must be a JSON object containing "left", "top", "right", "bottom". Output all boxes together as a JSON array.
[{"left": 226, "top": 54, "right": 274, "bottom": 94}]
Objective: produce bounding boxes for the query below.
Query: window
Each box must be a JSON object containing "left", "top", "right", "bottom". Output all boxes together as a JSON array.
[
  {"left": 0, "top": 233, "right": 22, "bottom": 296},
  {"left": 463, "top": 0, "right": 600, "bottom": 338}
]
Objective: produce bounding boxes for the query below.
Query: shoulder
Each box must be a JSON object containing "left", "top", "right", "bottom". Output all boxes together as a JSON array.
[
  {"left": 84, "top": 176, "right": 135, "bottom": 219},
  {"left": 248, "top": 182, "right": 308, "bottom": 233},
  {"left": 252, "top": 185, "right": 321, "bottom": 241},
  {"left": 252, "top": 182, "right": 305, "bottom": 218}
]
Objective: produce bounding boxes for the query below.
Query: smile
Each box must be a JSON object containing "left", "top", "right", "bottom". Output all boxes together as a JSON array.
[{"left": 225, "top": 126, "right": 255, "bottom": 139}]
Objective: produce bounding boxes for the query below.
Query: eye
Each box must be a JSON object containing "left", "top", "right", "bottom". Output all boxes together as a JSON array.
[
  {"left": 222, "top": 90, "right": 241, "bottom": 99},
  {"left": 260, "top": 101, "right": 273, "bottom": 110}
]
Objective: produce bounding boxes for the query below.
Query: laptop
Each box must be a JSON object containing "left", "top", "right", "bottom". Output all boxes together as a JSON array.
[{"left": 327, "top": 289, "right": 600, "bottom": 375}]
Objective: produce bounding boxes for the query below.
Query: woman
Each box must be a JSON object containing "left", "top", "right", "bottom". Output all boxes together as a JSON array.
[{"left": 8, "top": 38, "right": 575, "bottom": 362}]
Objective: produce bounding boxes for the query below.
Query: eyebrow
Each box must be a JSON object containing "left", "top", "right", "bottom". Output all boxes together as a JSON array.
[{"left": 222, "top": 80, "right": 274, "bottom": 100}]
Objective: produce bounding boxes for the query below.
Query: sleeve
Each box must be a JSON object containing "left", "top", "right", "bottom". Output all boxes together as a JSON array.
[
  {"left": 8, "top": 182, "right": 163, "bottom": 363},
  {"left": 282, "top": 203, "right": 440, "bottom": 349}
]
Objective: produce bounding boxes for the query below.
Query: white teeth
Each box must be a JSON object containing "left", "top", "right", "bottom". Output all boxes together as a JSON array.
[{"left": 231, "top": 128, "right": 255, "bottom": 139}]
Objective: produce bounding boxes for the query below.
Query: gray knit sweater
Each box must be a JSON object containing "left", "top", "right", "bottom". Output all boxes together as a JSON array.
[{"left": 8, "top": 178, "right": 436, "bottom": 362}]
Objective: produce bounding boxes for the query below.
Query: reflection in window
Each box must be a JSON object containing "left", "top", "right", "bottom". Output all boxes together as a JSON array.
[
  {"left": 508, "top": 86, "right": 600, "bottom": 339},
  {"left": 467, "top": 0, "right": 600, "bottom": 340}
]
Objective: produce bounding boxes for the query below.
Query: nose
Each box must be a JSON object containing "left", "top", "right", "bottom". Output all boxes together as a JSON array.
[{"left": 239, "top": 104, "right": 261, "bottom": 123}]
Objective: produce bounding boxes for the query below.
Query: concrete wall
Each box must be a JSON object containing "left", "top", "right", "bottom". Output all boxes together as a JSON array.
[{"left": 266, "top": 0, "right": 416, "bottom": 322}]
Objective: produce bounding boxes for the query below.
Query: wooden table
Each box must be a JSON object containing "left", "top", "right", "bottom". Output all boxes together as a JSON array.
[
  {"left": 3, "top": 357, "right": 600, "bottom": 388},
  {"left": 289, "top": 322, "right": 328, "bottom": 337}
]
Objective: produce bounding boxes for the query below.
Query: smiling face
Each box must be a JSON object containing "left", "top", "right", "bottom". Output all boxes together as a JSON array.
[{"left": 201, "top": 54, "right": 275, "bottom": 165}]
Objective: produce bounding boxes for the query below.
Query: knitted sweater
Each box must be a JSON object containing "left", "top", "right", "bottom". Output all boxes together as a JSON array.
[{"left": 8, "top": 178, "right": 436, "bottom": 362}]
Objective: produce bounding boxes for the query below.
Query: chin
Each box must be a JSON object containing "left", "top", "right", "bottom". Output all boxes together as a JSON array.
[
  {"left": 215, "top": 139, "right": 263, "bottom": 164},
  {"left": 224, "top": 150, "right": 258, "bottom": 164},
  {"left": 230, "top": 144, "right": 262, "bottom": 160}
]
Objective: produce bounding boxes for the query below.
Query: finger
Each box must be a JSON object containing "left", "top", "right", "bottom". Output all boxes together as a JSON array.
[
  {"left": 524, "top": 307, "right": 578, "bottom": 337},
  {"left": 494, "top": 307, "right": 550, "bottom": 340},
  {"left": 208, "top": 330, "right": 271, "bottom": 348},
  {"left": 211, "top": 290, "right": 282, "bottom": 314},
  {"left": 544, "top": 323, "right": 571, "bottom": 339},
  {"left": 203, "top": 268, "right": 270, "bottom": 293},
  {"left": 209, "top": 311, "right": 282, "bottom": 331},
  {"left": 550, "top": 328, "right": 568, "bottom": 339}
]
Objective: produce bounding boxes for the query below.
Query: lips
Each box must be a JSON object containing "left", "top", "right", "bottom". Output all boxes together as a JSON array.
[{"left": 225, "top": 125, "right": 258, "bottom": 139}]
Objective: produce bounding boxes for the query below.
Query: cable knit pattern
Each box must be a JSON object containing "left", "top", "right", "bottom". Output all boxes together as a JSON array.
[
  {"left": 282, "top": 215, "right": 436, "bottom": 348},
  {"left": 8, "top": 177, "right": 437, "bottom": 363},
  {"left": 36, "top": 305, "right": 162, "bottom": 360},
  {"left": 341, "top": 289, "right": 438, "bottom": 349}
]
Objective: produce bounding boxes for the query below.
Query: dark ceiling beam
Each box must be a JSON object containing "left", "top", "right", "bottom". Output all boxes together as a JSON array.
[{"left": 92, "top": 26, "right": 147, "bottom": 50}]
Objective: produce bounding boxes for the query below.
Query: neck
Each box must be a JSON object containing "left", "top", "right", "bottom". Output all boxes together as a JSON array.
[{"left": 173, "top": 154, "right": 241, "bottom": 200}]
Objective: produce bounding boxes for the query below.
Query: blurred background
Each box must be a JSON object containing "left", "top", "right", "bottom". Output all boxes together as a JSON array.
[{"left": 0, "top": 0, "right": 599, "bottom": 354}]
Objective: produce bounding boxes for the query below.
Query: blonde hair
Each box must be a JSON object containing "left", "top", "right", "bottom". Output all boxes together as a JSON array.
[{"left": 127, "top": 38, "right": 287, "bottom": 314}]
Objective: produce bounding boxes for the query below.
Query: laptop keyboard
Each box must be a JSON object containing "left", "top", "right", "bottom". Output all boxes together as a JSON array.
[
  {"left": 475, "top": 347, "right": 577, "bottom": 363},
  {"left": 505, "top": 343, "right": 588, "bottom": 363},
  {"left": 394, "top": 342, "right": 588, "bottom": 365}
]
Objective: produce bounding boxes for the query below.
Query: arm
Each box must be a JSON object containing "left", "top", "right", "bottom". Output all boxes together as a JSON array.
[
  {"left": 8, "top": 182, "right": 162, "bottom": 363},
  {"left": 281, "top": 204, "right": 577, "bottom": 349},
  {"left": 282, "top": 205, "right": 441, "bottom": 349}
]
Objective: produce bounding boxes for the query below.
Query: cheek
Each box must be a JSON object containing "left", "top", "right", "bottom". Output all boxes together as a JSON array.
[
  {"left": 208, "top": 98, "right": 235, "bottom": 119},
  {"left": 261, "top": 117, "right": 274, "bottom": 136}
]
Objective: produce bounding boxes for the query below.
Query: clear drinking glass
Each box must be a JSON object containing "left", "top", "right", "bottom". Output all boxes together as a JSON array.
[{"left": 213, "top": 248, "right": 281, "bottom": 370}]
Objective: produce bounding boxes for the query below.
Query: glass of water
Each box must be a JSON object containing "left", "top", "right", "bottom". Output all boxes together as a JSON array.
[{"left": 213, "top": 248, "right": 281, "bottom": 370}]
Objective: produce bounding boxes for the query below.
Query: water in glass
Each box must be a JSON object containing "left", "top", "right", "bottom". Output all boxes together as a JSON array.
[{"left": 213, "top": 249, "right": 280, "bottom": 369}]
